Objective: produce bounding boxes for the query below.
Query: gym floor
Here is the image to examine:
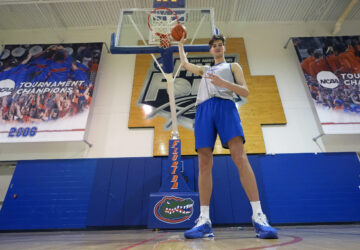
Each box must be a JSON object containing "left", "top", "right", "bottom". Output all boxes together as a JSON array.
[{"left": 1, "top": 224, "right": 359, "bottom": 249}]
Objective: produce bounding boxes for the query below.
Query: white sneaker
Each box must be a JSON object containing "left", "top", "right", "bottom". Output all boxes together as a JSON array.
[
  {"left": 184, "top": 216, "right": 215, "bottom": 239},
  {"left": 252, "top": 212, "right": 278, "bottom": 239}
]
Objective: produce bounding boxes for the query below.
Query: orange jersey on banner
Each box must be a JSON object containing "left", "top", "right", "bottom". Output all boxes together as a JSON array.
[
  {"left": 344, "top": 50, "right": 360, "bottom": 73},
  {"left": 326, "top": 54, "right": 341, "bottom": 72},
  {"left": 301, "top": 56, "right": 315, "bottom": 75},
  {"left": 337, "top": 53, "right": 352, "bottom": 73},
  {"left": 309, "top": 59, "right": 331, "bottom": 77},
  {"left": 347, "top": 45, "right": 355, "bottom": 54}
]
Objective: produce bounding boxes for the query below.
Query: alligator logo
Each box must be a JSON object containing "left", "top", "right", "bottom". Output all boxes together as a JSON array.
[{"left": 154, "top": 196, "right": 194, "bottom": 223}]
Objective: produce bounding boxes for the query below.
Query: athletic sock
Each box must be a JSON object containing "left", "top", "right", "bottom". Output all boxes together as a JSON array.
[
  {"left": 250, "top": 201, "right": 264, "bottom": 216},
  {"left": 198, "top": 205, "right": 210, "bottom": 224}
]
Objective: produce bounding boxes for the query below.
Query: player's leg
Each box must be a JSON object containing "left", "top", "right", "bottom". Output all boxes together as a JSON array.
[
  {"left": 227, "top": 137, "right": 278, "bottom": 239},
  {"left": 215, "top": 99, "right": 259, "bottom": 201},
  {"left": 184, "top": 99, "right": 216, "bottom": 239},
  {"left": 216, "top": 99, "right": 278, "bottom": 239},
  {"left": 227, "top": 136, "right": 259, "bottom": 202},
  {"left": 184, "top": 147, "right": 215, "bottom": 239},
  {"left": 194, "top": 98, "right": 217, "bottom": 210},
  {"left": 198, "top": 147, "right": 213, "bottom": 207}
]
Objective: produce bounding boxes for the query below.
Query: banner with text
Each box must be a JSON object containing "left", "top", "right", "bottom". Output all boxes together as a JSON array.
[
  {"left": 0, "top": 43, "right": 103, "bottom": 142},
  {"left": 293, "top": 36, "right": 360, "bottom": 134}
]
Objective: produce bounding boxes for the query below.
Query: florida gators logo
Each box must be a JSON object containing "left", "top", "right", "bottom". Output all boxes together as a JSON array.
[{"left": 154, "top": 196, "right": 194, "bottom": 224}]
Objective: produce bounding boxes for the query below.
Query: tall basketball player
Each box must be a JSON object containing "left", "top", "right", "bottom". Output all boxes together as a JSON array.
[{"left": 178, "top": 34, "right": 278, "bottom": 239}]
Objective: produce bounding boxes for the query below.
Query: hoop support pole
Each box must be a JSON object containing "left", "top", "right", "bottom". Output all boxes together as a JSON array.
[{"left": 165, "top": 73, "right": 179, "bottom": 139}]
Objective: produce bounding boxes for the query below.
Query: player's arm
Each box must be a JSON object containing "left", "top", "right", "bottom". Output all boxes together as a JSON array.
[
  {"left": 178, "top": 35, "right": 205, "bottom": 76},
  {"left": 21, "top": 53, "right": 32, "bottom": 65},
  {"left": 204, "top": 63, "right": 249, "bottom": 97},
  {"left": 231, "top": 63, "right": 249, "bottom": 97},
  {"left": 14, "top": 103, "right": 23, "bottom": 119}
]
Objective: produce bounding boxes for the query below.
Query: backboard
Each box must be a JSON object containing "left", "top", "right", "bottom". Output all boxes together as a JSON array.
[
  {"left": 112, "top": 8, "right": 216, "bottom": 53},
  {"left": 109, "top": 7, "right": 218, "bottom": 141}
]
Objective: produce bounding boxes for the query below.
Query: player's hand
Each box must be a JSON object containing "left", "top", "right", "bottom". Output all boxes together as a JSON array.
[
  {"left": 46, "top": 45, "right": 57, "bottom": 51},
  {"left": 204, "top": 73, "right": 228, "bottom": 88},
  {"left": 179, "top": 34, "right": 186, "bottom": 45}
]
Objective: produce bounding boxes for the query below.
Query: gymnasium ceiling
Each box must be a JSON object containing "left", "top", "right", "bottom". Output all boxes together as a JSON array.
[{"left": 0, "top": 0, "right": 359, "bottom": 31}]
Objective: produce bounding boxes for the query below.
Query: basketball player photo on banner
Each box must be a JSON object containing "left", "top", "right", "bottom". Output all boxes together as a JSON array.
[
  {"left": 0, "top": 43, "right": 103, "bottom": 142},
  {"left": 292, "top": 36, "right": 360, "bottom": 134}
]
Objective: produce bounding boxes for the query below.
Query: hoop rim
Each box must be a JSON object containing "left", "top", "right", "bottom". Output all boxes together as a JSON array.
[{"left": 147, "top": 7, "right": 180, "bottom": 37}]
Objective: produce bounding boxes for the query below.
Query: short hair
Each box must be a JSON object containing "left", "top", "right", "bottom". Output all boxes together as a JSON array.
[
  {"left": 314, "top": 50, "right": 322, "bottom": 59},
  {"left": 8, "top": 58, "right": 18, "bottom": 67},
  {"left": 209, "top": 34, "right": 226, "bottom": 47},
  {"left": 307, "top": 48, "right": 315, "bottom": 55},
  {"left": 54, "top": 51, "right": 66, "bottom": 62}
]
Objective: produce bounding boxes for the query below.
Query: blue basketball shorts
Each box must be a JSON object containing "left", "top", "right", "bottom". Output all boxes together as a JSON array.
[{"left": 194, "top": 97, "right": 245, "bottom": 151}]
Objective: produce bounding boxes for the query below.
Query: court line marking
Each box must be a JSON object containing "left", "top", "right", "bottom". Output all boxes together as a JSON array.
[
  {"left": 238, "top": 234, "right": 303, "bottom": 250},
  {"left": 321, "top": 122, "right": 360, "bottom": 125},
  {"left": 119, "top": 233, "right": 168, "bottom": 250},
  {"left": 293, "top": 229, "right": 360, "bottom": 236}
]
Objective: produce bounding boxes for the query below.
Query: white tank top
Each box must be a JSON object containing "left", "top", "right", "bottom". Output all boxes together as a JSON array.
[{"left": 196, "top": 62, "right": 238, "bottom": 106}]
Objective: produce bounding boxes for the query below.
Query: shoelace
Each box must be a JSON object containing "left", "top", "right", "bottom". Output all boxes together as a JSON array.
[
  {"left": 194, "top": 216, "right": 210, "bottom": 228},
  {"left": 255, "top": 213, "right": 270, "bottom": 227}
]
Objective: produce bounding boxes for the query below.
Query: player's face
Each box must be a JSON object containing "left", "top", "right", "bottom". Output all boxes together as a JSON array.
[
  {"left": 210, "top": 40, "right": 225, "bottom": 58},
  {"left": 63, "top": 99, "right": 71, "bottom": 109}
]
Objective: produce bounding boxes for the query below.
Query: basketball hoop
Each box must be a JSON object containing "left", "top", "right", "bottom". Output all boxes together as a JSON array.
[{"left": 148, "top": 7, "right": 179, "bottom": 48}]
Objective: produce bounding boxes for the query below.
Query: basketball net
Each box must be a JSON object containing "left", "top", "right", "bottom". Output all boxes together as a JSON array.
[{"left": 148, "top": 7, "right": 179, "bottom": 48}]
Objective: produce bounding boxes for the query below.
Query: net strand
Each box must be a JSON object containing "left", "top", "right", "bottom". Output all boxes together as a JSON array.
[{"left": 159, "top": 34, "right": 171, "bottom": 48}]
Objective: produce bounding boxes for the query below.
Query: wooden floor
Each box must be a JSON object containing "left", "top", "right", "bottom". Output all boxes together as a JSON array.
[{"left": 0, "top": 224, "right": 360, "bottom": 250}]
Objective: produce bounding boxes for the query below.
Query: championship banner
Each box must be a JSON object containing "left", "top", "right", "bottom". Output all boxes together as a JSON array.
[
  {"left": 0, "top": 43, "right": 103, "bottom": 142},
  {"left": 292, "top": 36, "right": 360, "bottom": 134}
]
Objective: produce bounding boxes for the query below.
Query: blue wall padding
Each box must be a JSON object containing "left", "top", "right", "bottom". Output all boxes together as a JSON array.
[
  {"left": 211, "top": 156, "right": 240, "bottom": 223},
  {"left": 258, "top": 153, "right": 360, "bottom": 223},
  {"left": 0, "top": 159, "right": 97, "bottom": 230},
  {"left": 0, "top": 153, "right": 359, "bottom": 230},
  {"left": 86, "top": 158, "right": 113, "bottom": 226},
  {"left": 87, "top": 157, "right": 163, "bottom": 226},
  {"left": 181, "top": 157, "right": 197, "bottom": 191}
]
